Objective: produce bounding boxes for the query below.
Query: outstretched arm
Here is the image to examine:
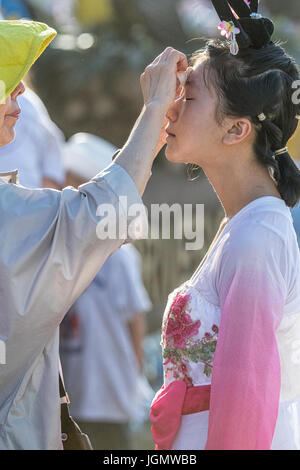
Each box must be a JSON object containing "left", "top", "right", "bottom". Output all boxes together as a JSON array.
[{"left": 114, "top": 47, "right": 188, "bottom": 195}]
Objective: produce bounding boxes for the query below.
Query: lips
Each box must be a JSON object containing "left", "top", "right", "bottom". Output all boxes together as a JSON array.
[{"left": 166, "top": 127, "right": 176, "bottom": 138}]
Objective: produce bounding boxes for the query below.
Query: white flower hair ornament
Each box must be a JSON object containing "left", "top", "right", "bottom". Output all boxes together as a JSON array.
[{"left": 211, "top": 0, "right": 275, "bottom": 56}]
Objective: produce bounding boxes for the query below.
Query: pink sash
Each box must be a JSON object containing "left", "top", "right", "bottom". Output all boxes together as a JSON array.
[{"left": 150, "top": 381, "right": 211, "bottom": 450}]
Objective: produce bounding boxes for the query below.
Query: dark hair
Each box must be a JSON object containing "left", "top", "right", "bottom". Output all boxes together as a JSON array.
[{"left": 189, "top": 39, "right": 300, "bottom": 208}]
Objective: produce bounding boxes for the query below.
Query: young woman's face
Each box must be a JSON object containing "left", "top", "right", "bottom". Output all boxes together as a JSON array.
[
  {"left": 165, "top": 59, "right": 224, "bottom": 166},
  {"left": 0, "top": 81, "right": 25, "bottom": 147}
]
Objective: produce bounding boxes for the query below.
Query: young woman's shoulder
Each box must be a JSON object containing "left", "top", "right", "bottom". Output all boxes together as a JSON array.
[
  {"left": 214, "top": 208, "right": 299, "bottom": 297},
  {"left": 224, "top": 208, "right": 294, "bottom": 260}
]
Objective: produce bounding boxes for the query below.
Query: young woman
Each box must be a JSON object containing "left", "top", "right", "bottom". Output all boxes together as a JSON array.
[{"left": 150, "top": 0, "right": 300, "bottom": 450}]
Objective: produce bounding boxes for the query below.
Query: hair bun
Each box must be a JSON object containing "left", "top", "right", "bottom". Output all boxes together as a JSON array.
[{"left": 238, "top": 17, "right": 274, "bottom": 49}]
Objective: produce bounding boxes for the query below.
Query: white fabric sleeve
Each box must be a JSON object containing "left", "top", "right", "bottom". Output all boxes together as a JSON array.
[
  {"left": 23, "top": 89, "right": 66, "bottom": 186},
  {"left": 206, "top": 225, "right": 287, "bottom": 450},
  {"left": 0, "top": 163, "right": 145, "bottom": 372},
  {"left": 40, "top": 127, "right": 66, "bottom": 186},
  {"left": 114, "top": 244, "right": 152, "bottom": 321}
]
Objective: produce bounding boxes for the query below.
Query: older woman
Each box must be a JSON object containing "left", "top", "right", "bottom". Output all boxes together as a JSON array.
[{"left": 0, "top": 19, "right": 187, "bottom": 449}]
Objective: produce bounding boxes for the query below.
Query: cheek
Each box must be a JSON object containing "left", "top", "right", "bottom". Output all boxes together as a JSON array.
[
  {"left": 180, "top": 105, "right": 210, "bottom": 147},
  {"left": 165, "top": 106, "right": 199, "bottom": 162},
  {"left": 166, "top": 106, "right": 219, "bottom": 164},
  {"left": 0, "top": 129, "right": 15, "bottom": 147}
]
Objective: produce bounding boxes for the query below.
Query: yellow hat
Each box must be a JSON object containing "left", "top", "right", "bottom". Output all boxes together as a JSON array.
[{"left": 0, "top": 20, "right": 57, "bottom": 103}]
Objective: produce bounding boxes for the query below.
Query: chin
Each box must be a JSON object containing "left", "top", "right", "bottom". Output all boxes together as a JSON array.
[
  {"left": 0, "top": 128, "right": 15, "bottom": 147},
  {"left": 165, "top": 145, "right": 179, "bottom": 162},
  {"left": 165, "top": 145, "right": 188, "bottom": 164}
]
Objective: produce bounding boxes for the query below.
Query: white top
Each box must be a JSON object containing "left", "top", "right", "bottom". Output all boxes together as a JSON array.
[
  {"left": 159, "top": 196, "right": 300, "bottom": 450},
  {"left": 60, "top": 243, "right": 152, "bottom": 422},
  {"left": 0, "top": 88, "right": 65, "bottom": 188},
  {"left": 0, "top": 163, "right": 144, "bottom": 449}
]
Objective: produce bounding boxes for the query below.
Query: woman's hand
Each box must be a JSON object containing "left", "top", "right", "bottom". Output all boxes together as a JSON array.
[
  {"left": 140, "top": 47, "right": 188, "bottom": 114},
  {"left": 113, "top": 49, "right": 188, "bottom": 194}
]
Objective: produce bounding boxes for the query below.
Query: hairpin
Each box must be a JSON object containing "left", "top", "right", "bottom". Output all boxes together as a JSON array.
[
  {"left": 218, "top": 20, "right": 240, "bottom": 55},
  {"left": 274, "top": 146, "right": 288, "bottom": 156},
  {"left": 257, "top": 113, "right": 266, "bottom": 121},
  {"left": 250, "top": 12, "right": 262, "bottom": 19}
]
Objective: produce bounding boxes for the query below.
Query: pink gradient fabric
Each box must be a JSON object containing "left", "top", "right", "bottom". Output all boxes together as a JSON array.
[
  {"left": 205, "top": 233, "right": 286, "bottom": 450},
  {"left": 150, "top": 381, "right": 210, "bottom": 450}
]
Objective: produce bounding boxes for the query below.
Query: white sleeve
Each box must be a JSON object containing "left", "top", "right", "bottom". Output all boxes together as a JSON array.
[
  {"left": 114, "top": 244, "right": 152, "bottom": 320},
  {"left": 39, "top": 124, "right": 66, "bottom": 186},
  {"left": 0, "top": 163, "right": 145, "bottom": 371},
  {"left": 206, "top": 225, "right": 286, "bottom": 450},
  {"left": 23, "top": 89, "right": 66, "bottom": 186}
]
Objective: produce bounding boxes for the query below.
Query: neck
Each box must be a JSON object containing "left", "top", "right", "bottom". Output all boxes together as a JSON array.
[{"left": 203, "top": 156, "right": 282, "bottom": 219}]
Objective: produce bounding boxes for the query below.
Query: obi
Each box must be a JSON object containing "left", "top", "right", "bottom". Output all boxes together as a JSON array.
[{"left": 150, "top": 380, "right": 211, "bottom": 450}]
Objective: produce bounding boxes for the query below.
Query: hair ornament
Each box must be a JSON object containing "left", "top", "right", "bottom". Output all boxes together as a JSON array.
[
  {"left": 218, "top": 20, "right": 240, "bottom": 55},
  {"left": 257, "top": 112, "right": 266, "bottom": 121},
  {"left": 274, "top": 146, "right": 288, "bottom": 156},
  {"left": 250, "top": 12, "right": 262, "bottom": 19},
  {"left": 211, "top": 0, "right": 274, "bottom": 51}
]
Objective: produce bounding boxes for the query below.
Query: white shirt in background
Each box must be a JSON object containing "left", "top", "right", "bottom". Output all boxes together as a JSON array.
[
  {"left": 60, "top": 243, "right": 152, "bottom": 423},
  {"left": 0, "top": 88, "right": 65, "bottom": 188}
]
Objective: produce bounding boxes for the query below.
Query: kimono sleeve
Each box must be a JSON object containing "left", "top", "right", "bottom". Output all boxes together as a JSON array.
[{"left": 205, "top": 227, "right": 287, "bottom": 450}]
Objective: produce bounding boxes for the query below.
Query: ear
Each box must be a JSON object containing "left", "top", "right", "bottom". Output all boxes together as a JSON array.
[{"left": 222, "top": 118, "right": 252, "bottom": 146}]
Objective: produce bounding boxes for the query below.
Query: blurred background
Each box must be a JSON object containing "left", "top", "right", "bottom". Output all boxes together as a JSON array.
[{"left": 0, "top": 0, "right": 299, "bottom": 449}]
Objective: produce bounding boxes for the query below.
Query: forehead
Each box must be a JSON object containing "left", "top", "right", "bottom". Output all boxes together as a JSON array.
[
  {"left": 186, "top": 60, "right": 208, "bottom": 88},
  {"left": 186, "top": 59, "right": 215, "bottom": 95}
]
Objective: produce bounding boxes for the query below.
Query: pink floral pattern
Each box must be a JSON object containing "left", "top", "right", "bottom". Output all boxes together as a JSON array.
[
  {"left": 161, "top": 291, "right": 219, "bottom": 386},
  {"left": 165, "top": 294, "right": 200, "bottom": 349}
]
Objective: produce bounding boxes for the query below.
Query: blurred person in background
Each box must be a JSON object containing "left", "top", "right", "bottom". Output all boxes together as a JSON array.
[
  {"left": 0, "top": 0, "right": 32, "bottom": 19},
  {"left": 75, "top": 0, "right": 114, "bottom": 27},
  {"left": 60, "top": 133, "right": 153, "bottom": 450},
  {"left": 0, "top": 85, "right": 65, "bottom": 189}
]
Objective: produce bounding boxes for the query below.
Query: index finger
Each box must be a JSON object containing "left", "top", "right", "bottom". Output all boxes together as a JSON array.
[{"left": 168, "top": 49, "right": 189, "bottom": 72}]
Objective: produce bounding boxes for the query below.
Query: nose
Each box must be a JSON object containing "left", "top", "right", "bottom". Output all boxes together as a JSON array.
[
  {"left": 10, "top": 81, "right": 25, "bottom": 100},
  {"left": 166, "top": 95, "right": 182, "bottom": 123}
]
